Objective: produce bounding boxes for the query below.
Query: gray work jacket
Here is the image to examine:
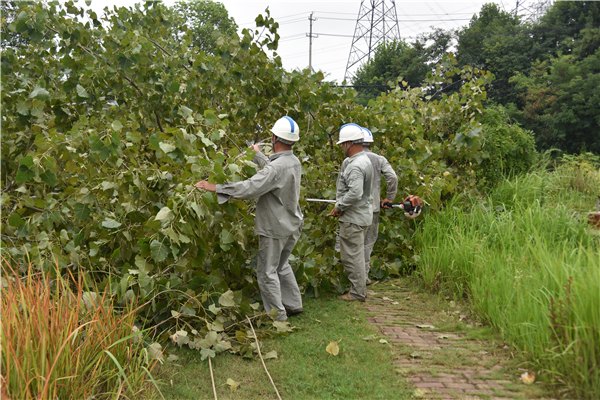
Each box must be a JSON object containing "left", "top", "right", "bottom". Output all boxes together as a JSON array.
[
  {"left": 335, "top": 152, "right": 374, "bottom": 226},
  {"left": 340, "top": 148, "right": 398, "bottom": 213},
  {"left": 216, "top": 150, "right": 303, "bottom": 238}
]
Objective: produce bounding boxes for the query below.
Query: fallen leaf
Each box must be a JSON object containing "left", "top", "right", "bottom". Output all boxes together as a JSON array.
[
  {"left": 166, "top": 354, "right": 179, "bottom": 362},
  {"left": 459, "top": 314, "right": 467, "bottom": 321},
  {"left": 272, "top": 321, "right": 293, "bottom": 333},
  {"left": 410, "top": 351, "right": 421, "bottom": 358},
  {"left": 382, "top": 296, "right": 390, "bottom": 301},
  {"left": 391, "top": 301, "right": 399, "bottom": 305},
  {"left": 413, "top": 388, "right": 428, "bottom": 398},
  {"left": 521, "top": 371, "right": 536, "bottom": 384},
  {"left": 326, "top": 341, "right": 339, "bottom": 356},
  {"left": 404, "top": 296, "right": 411, "bottom": 300},
  {"left": 226, "top": 378, "right": 241, "bottom": 392},
  {"left": 315, "top": 319, "right": 322, "bottom": 323},
  {"left": 379, "top": 339, "right": 388, "bottom": 344},
  {"left": 475, "top": 322, "right": 482, "bottom": 327},
  {"left": 362, "top": 335, "right": 374, "bottom": 341},
  {"left": 416, "top": 324, "right": 436, "bottom": 329},
  {"left": 437, "top": 335, "right": 449, "bottom": 339},
  {"left": 263, "top": 350, "right": 278, "bottom": 360}
]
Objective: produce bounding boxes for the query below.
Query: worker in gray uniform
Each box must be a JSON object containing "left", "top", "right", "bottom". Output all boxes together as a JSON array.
[
  {"left": 195, "top": 116, "right": 304, "bottom": 321},
  {"left": 327, "top": 123, "right": 374, "bottom": 302},
  {"left": 360, "top": 127, "right": 398, "bottom": 284}
]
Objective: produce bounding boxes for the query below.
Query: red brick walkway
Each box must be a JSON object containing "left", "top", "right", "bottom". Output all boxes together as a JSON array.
[{"left": 363, "top": 282, "right": 548, "bottom": 400}]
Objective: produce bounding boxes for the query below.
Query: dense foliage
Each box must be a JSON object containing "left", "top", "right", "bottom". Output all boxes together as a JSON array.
[
  {"left": 351, "top": 1, "right": 600, "bottom": 154},
  {"left": 172, "top": 0, "right": 238, "bottom": 55},
  {"left": 1, "top": 0, "right": 490, "bottom": 357},
  {"left": 476, "top": 105, "right": 537, "bottom": 188}
]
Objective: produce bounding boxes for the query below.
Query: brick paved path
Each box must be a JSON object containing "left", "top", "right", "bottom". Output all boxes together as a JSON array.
[{"left": 363, "top": 281, "right": 550, "bottom": 400}]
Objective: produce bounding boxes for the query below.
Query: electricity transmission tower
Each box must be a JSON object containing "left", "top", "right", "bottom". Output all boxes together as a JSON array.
[
  {"left": 514, "top": 0, "right": 554, "bottom": 21},
  {"left": 344, "top": 0, "right": 401, "bottom": 81}
]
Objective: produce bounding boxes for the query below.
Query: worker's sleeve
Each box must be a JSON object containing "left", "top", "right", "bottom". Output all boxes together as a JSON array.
[
  {"left": 335, "top": 167, "right": 364, "bottom": 212},
  {"left": 380, "top": 156, "right": 398, "bottom": 201},
  {"left": 253, "top": 151, "right": 270, "bottom": 168},
  {"left": 216, "top": 165, "right": 278, "bottom": 204}
]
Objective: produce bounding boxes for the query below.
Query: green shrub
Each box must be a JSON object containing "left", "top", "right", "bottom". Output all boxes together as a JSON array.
[{"left": 477, "top": 104, "right": 537, "bottom": 188}]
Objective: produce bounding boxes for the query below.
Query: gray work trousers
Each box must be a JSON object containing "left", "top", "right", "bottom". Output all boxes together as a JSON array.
[
  {"left": 339, "top": 222, "right": 367, "bottom": 301},
  {"left": 335, "top": 212, "right": 380, "bottom": 277},
  {"left": 257, "top": 228, "right": 303, "bottom": 321},
  {"left": 363, "top": 212, "right": 380, "bottom": 276}
]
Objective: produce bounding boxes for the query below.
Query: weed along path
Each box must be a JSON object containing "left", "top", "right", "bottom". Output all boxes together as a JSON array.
[{"left": 363, "top": 278, "right": 554, "bottom": 400}]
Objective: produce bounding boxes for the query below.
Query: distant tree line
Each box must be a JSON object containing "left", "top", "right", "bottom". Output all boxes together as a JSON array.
[{"left": 352, "top": 2, "right": 600, "bottom": 154}]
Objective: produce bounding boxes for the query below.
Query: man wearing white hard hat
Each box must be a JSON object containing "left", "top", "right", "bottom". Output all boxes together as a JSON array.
[
  {"left": 327, "top": 123, "right": 374, "bottom": 302},
  {"left": 195, "top": 116, "right": 304, "bottom": 321},
  {"left": 359, "top": 127, "right": 399, "bottom": 284}
]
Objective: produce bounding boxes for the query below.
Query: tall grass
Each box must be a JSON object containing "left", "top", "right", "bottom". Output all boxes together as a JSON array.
[
  {"left": 416, "top": 172, "right": 600, "bottom": 398},
  {"left": 1, "top": 261, "right": 162, "bottom": 400}
]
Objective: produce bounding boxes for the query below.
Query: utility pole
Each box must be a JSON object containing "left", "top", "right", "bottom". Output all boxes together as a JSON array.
[{"left": 307, "top": 12, "right": 317, "bottom": 73}]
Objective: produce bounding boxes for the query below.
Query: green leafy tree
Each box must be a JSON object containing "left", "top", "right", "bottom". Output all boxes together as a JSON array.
[
  {"left": 476, "top": 104, "right": 537, "bottom": 188},
  {"left": 172, "top": 0, "right": 238, "bottom": 55},
  {"left": 1, "top": 0, "right": 30, "bottom": 49},
  {"left": 1, "top": 0, "right": 492, "bottom": 361},
  {"left": 510, "top": 48, "right": 600, "bottom": 154}
]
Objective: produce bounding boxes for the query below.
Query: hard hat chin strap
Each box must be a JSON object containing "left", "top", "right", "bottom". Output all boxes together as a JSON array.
[{"left": 272, "top": 135, "right": 294, "bottom": 147}]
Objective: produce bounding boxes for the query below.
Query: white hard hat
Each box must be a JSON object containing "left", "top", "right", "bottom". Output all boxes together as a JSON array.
[
  {"left": 270, "top": 116, "right": 300, "bottom": 142},
  {"left": 336, "top": 123, "right": 363, "bottom": 144},
  {"left": 362, "top": 127, "right": 374, "bottom": 143}
]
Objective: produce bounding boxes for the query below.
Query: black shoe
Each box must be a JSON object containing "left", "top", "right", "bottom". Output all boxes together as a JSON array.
[
  {"left": 366, "top": 278, "right": 372, "bottom": 286},
  {"left": 285, "top": 307, "right": 303, "bottom": 316}
]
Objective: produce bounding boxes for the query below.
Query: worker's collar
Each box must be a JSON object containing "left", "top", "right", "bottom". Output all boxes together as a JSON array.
[
  {"left": 269, "top": 150, "right": 294, "bottom": 161},
  {"left": 346, "top": 151, "right": 365, "bottom": 162},
  {"left": 363, "top": 148, "right": 372, "bottom": 153}
]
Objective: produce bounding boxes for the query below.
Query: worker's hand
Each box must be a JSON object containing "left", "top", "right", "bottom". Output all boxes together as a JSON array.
[
  {"left": 195, "top": 181, "right": 216, "bottom": 192},
  {"left": 327, "top": 207, "right": 343, "bottom": 217},
  {"left": 381, "top": 198, "right": 393, "bottom": 209},
  {"left": 404, "top": 195, "right": 422, "bottom": 219},
  {"left": 249, "top": 144, "right": 260, "bottom": 152}
]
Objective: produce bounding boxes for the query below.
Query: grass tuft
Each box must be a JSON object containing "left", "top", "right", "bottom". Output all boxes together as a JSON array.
[{"left": 1, "top": 260, "right": 162, "bottom": 400}]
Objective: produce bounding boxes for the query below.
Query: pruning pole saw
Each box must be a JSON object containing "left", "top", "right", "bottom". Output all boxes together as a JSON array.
[{"left": 306, "top": 198, "right": 422, "bottom": 215}]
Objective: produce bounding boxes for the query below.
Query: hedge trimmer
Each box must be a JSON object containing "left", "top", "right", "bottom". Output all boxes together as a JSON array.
[{"left": 306, "top": 198, "right": 421, "bottom": 215}]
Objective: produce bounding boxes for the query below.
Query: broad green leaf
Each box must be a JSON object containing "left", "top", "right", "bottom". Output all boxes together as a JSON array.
[
  {"left": 159, "top": 142, "right": 176, "bottom": 153},
  {"left": 263, "top": 350, "right": 277, "bottom": 360},
  {"left": 150, "top": 240, "right": 170, "bottom": 262},
  {"left": 204, "top": 110, "right": 218, "bottom": 126},
  {"left": 218, "top": 290, "right": 235, "bottom": 307},
  {"left": 155, "top": 206, "right": 174, "bottom": 222},
  {"left": 168, "top": 82, "right": 180, "bottom": 93},
  {"left": 200, "top": 348, "right": 215, "bottom": 360},
  {"left": 40, "top": 170, "right": 57, "bottom": 187},
  {"left": 29, "top": 85, "right": 50, "bottom": 101},
  {"left": 180, "top": 106, "right": 193, "bottom": 118},
  {"left": 76, "top": 84, "right": 89, "bottom": 98},
  {"left": 220, "top": 229, "right": 234, "bottom": 244},
  {"left": 112, "top": 120, "right": 123, "bottom": 132},
  {"left": 15, "top": 156, "right": 35, "bottom": 182},
  {"left": 8, "top": 213, "right": 25, "bottom": 227},
  {"left": 73, "top": 203, "right": 91, "bottom": 220},
  {"left": 101, "top": 218, "right": 121, "bottom": 229}
]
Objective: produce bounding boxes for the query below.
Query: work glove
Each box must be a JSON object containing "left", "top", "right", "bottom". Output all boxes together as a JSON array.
[
  {"left": 380, "top": 199, "right": 393, "bottom": 209},
  {"left": 403, "top": 195, "right": 422, "bottom": 219}
]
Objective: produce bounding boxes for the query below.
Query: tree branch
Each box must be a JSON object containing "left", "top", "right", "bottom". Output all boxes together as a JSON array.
[{"left": 148, "top": 38, "right": 191, "bottom": 72}]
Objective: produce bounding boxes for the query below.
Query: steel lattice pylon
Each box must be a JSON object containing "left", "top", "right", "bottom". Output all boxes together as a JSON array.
[{"left": 344, "top": 0, "right": 401, "bottom": 82}]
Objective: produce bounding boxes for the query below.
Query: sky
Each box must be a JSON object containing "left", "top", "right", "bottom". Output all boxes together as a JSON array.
[{"left": 87, "top": 0, "right": 523, "bottom": 83}]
